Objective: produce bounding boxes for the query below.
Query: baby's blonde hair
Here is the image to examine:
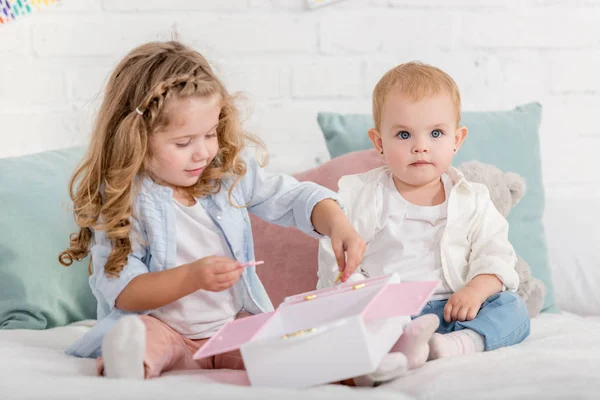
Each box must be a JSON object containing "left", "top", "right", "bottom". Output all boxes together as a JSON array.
[
  {"left": 59, "top": 40, "right": 265, "bottom": 278},
  {"left": 372, "top": 61, "right": 461, "bottom": 130}
]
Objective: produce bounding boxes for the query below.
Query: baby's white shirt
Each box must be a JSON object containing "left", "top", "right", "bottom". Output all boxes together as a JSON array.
[
  {"left": 317, "top": 166, "right": 519, "bottom": 294},
  {"left": 360, "top": 173, "right": 454, "bottom": 299},
  {"left": 150, "top": 200, "right": 243, "bottom": 339}
]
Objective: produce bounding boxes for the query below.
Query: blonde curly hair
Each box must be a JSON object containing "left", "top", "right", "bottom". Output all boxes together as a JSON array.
[{"left": 59, "top": 40, "right": 265, "bottom": 278}]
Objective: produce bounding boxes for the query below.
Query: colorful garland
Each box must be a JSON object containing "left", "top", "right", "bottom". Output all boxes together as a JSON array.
[{"left": 1, "top": 0, "right": 58, "bottom": 25}]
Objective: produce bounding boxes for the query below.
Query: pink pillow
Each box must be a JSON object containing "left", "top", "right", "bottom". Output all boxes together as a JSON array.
[{"left": 253, "top": 149, "right": 384, "bottom": 307}]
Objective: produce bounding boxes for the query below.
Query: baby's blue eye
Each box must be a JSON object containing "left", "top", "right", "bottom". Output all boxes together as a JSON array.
[
  {"left": 397, "top": 131, "right": 411, "bottom": 140},
  {"left": 431, "top": 129, "right": 443, "bottom": 138}
]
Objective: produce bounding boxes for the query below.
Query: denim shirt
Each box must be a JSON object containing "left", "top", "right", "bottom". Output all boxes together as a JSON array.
[{"left": 66, "top": 157, "right": 341, "bottom": 358}]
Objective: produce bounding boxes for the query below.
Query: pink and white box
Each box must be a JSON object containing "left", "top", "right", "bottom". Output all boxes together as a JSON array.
[{"left": 194, "top": 273, "right": 439, "bottom": 388}]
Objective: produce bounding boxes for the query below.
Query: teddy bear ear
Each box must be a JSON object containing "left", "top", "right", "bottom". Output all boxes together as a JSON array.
[{"left": 505, "top": 172, "right": 527, "bottom": 206}]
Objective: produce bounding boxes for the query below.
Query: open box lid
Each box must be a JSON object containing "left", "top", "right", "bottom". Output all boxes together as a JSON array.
[
  {"left": 282, "top": 274, "right": 438, "bottom": 315},
  {"left": 194, "top": 277, "right": 439, "bottom": 360},
  {"left": 282, "top": 274, "right": 393, "bottom": 305},
  {"left": 193, "top": 311, "right": 275, "bottom": 360},
  {"left": 362, "top": 281, "right": 439, "bottom": 321}
]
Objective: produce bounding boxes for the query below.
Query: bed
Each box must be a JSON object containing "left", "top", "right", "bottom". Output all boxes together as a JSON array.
[
  {"left": 1, "top": 196, "right": 599, "bottom": 400},
  {"left": 1, "top": 313, "right": 599, "bottom": 399}
]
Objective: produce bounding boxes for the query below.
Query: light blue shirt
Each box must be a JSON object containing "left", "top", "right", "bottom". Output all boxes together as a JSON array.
[{"left": 66, "top": 157, "right": 341, "bottom": 358}]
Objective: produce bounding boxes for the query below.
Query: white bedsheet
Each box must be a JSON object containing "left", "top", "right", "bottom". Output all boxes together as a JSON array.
[
  {"left": 1, "top": 314, "right": 599, "bottom": 400},
  {"left": 384, "top": 313, "right": 600, "bottom": 399}
]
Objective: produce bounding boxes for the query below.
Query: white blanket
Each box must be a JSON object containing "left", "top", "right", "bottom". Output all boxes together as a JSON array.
[
  {"left": 385, "top": 313, "right": 600, "bottom": 399},
  {"left": 1, "top": 314, "right": 599, "bottom": 399}
]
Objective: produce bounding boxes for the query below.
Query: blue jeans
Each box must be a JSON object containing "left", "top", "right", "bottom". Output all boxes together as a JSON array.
[{"left": 415, "top": 292, "right": 530, "bottom": 351}]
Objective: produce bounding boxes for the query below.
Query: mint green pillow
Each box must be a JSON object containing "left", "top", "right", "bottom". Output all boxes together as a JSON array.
[
  {"left": 317, "top": 102, "right": 558, "bottom": 313},
  {"left": 0, "top": 147, "right": 97, "bottom": 329}
]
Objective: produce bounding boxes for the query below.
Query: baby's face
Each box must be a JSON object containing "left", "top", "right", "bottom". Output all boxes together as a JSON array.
[{"left": 376, "top": 90, "right": 463, "bottom": 188}]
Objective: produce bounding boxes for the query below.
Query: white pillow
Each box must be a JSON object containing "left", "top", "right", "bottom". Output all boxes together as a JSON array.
[{"left": 544, "top": 197, "right": 600, "bottom": 316}]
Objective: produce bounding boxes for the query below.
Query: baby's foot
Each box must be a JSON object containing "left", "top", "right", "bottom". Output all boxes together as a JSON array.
[
  {"left": 102, "top": 315, "right": 146, "bottom": 379},
  {"left": 353, "top": 352, "right": 409, "bottom": 387},
  {"left": 428, "top": 329, "right": 485, "bottom": 360},
  {"left": 391, "top": 314, "right": 439, "bottom": 369}
]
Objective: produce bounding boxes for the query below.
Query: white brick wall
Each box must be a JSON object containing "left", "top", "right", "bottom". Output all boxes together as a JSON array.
[{"left": 1, "top": 0, "right": 599, "bottom": 199}]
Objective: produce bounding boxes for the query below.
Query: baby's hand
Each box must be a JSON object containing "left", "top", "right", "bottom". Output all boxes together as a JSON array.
[
  {"left": 444, "top": 287, "right": 486, "bottom": 322},
  {"left": 330, "top": 221, "right": 365, "bottom": 283},
  {"left": 188, "top": 256, "right": 243, "bottom": 292}
]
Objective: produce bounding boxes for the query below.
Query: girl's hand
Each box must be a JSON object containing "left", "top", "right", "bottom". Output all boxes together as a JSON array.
[
  {"left": 444, "top": 286, "right": 486, "bottom": 322},
  {"left": 330, "top": 221, "right": 366, "bottom": 283},
  {"left": 310, "top": 199, "right": 366, "bottom": 283},
  {"left": 187, "top": 256, "right": 244, "bottom": 292}
]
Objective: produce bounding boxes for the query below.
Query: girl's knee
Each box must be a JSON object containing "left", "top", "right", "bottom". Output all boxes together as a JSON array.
[
  {"left": 138, "top": 315, "right": 158, "bottom": 326},
  {"left": 138, "top": 315, "right": 174, "bottom": 339}
]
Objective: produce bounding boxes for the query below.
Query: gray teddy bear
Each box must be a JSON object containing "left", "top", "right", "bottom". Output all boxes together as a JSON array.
[{"left": 458, "top": 161, "right": 546, "bottom": 318}]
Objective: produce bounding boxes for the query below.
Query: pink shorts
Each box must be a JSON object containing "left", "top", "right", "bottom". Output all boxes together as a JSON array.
[{"left": 97, "top": 315, "right": 245, "bottom": 379}]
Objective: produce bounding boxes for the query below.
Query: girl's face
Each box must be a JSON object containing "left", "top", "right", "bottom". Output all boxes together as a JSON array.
[{"left": 148, "top": 94, "right": 221, "bottom": 191}]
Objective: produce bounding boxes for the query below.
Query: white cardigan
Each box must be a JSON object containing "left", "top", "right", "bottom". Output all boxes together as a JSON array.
[{"left": 317, "top": 166, "right": 519, "bottom": 292}]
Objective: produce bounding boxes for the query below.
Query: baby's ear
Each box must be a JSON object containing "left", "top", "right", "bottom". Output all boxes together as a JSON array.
[{"left": 505, "top": 172, "right": 526, "bottom": 207}]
